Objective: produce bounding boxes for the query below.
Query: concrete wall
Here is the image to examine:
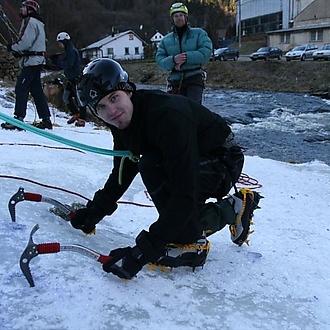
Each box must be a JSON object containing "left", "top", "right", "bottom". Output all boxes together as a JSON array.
[{"left": 295, "top": 0, "right": 329, "bottom": 26}]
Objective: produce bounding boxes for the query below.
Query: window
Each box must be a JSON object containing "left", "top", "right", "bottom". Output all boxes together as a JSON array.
[
  {"left": 242, "top": 11, "right": 282, "bottom": 36},
  {"left": 310, "top": 30, "right": 323, "bottom": 42},
  {"left": 125, "top": 47, "right": 129, "bottom": 55},
  {"left": 129, "top": 33, "right": 134, "bottom": 40},
  {"left": 107, "top": 48, "right": 114, "bottom": 55},
  {"left": 135, "top": 47, "right": 139, "bottom": 55},
  {"left": 280, "top": 33, "right": 290, "bottom": 44}
]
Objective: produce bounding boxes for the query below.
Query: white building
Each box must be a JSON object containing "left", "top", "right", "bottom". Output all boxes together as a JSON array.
[
  {"left": 236, "top": 0, "right": 330, "bottom": 50},
  {"left": 236, "top": 0, "right": 314, "bottom": 37},
  {"left": 269, "top": 0, "right": 330, "bottom": 50},
  {"left": 150, "top": 31, "right": 164, "bottom": 49},
  {"left": 80, "top": 30, "right": 147, "bottom": 61}
]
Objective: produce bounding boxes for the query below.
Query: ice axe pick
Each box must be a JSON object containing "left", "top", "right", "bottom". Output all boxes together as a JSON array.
[
  {"left": 20, "top": 224, "right": 113, "bottom": 287},
  {"left": 9, "top": 187, "right": 76, "bottom": 222}
]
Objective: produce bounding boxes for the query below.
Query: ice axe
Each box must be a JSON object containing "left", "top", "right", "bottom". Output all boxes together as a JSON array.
[
  {"left": 8, "top": 187, "right": 154, "bottom": 223},
  {"left": 20, "top": 224, "right": 113, "bottom": 287},
  {"left": 9, "top": 187, "right": 76, "bottom": 222}
]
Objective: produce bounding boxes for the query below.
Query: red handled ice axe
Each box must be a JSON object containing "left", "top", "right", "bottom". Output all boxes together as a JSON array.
[
  {"left": 20, "top": 224, "right": 113, "bottom": 287},
  {"left": 9, "top": 187, "right": 76, "bottom": 222},
  {"left": 8, "top": 187, "right": 154, "bottom": 223}
]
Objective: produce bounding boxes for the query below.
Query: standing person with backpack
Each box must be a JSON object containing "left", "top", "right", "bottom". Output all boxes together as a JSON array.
[
  {"left": 1, "top": 0, "right": 52, "bottom": 130},
  {"left": 156, "top": 2, "right": 212, "bottom": 104},
  {"left": 56, "top": 32, "right": 86, "bottom": 127}
]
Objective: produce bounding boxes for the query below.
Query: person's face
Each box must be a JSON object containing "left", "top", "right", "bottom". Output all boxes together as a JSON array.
[
  {"left": 19, "top": 5, "right": 28, "bottom": 17},
  {"left": 95, "top": 90, "right": 133, "bottom": 129},
  {"left": 172, "top": 12, "right": 186, "bottom": 28},
  {"left": 57, "top": 41, "right": 65, "bottom": 49}
]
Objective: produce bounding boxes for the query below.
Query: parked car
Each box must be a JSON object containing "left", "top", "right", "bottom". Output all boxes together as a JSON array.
[
  {"left": 285, "top": 44, "right": 318, "bottom": 61},
  {"left": 211, "top": 47, "right": 239, "bottom": 61},
  {"left": 312, "top": 44, "right": 330, "bottom": 61},
  {"left": 249, "top": 47, "right": 283, "bottom": 61}
]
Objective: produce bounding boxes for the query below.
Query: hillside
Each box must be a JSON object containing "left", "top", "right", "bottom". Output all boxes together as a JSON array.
[{"left": 123, "top": 60, "right": 330, "bottom": 94}]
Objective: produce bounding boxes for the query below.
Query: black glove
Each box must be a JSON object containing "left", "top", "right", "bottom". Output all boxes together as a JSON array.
[
  {"left": 70, "top": 205, "right": 105, "bottom": 234},
  {"left": 102, "top": 246, "right": 145, "bottom": 279},
  {"left": 102, "top": 230, "right": 166, "bottom": 279},
  {"left": 6, "top": 43, "right": 12, "bottom": 52}
]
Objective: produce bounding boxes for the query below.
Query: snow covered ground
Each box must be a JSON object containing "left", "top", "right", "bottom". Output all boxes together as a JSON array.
[{"left": 0, "top": 87, "right": 330, "bottom": 330}]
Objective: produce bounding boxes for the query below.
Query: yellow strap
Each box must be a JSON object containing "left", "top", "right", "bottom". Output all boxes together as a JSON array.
[{"left": 148, "top": 263, "right": 169, "bottom": 273}]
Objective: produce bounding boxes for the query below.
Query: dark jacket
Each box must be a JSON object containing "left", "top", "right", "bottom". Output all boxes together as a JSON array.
[
  {"left": 57, "top": 39, "right": 81, "bottom": 80},
  {"left": 92, "top": 90, "right": 231, "bottom": 243}
]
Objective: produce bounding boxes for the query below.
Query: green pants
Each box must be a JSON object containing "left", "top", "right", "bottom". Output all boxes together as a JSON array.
[{"left": 199, "top": 199, "right": 235, "bottom": 236}]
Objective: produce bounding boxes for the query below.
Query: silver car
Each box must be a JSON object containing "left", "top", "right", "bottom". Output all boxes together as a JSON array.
[
  {"left": 312, "top": 44, "right": 330, "bottom": 61},
  {"left": 285, "top": 44, "right": 318, "bottom": 61}
]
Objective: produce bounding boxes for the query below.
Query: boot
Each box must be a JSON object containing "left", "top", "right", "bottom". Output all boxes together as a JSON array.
[
  {"left": 199, "top": 199, "right": 236, "bottom": 237},
  {"left": 67, "top": 113, "right": 79, "bottom": 124},
  {"left": 75, "top": 119, "right": 86, "bottom": 127},
  {"left": 228, "top": 188, "right": 262, "bottom": 246},
  {"left": 34, "top": 118, "right": 53, "bottom": 130},
  {"left": 1, "top": 116, "right": 24, "bottom": 131},
  {"left": 153, "top": 235, "right": 211, "bottom": 271}
]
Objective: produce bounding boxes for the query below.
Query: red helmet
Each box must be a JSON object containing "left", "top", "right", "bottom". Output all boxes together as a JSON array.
[{"left": 22, "top": 0, "right": 40, "bottom": 12}]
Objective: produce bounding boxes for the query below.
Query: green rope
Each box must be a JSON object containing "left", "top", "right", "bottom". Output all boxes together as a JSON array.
[{"left": 0, "top": 111, "right": 132, "bottom": 157}]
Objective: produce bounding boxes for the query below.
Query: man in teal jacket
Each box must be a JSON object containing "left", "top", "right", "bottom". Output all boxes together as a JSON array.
[{"left": 156, "top": 2, "right": 212, "bottom": 104}]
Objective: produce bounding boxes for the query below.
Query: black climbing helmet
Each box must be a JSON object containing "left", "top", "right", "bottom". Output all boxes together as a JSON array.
[{"left": 77, "top": 58, "right": 133, "bottom": 110}]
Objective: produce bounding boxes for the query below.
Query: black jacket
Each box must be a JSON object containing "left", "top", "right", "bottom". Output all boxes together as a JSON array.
[
  {"left": 92, "top": 89, "right": 231, "bottom": 243},
  {"left": 57, "top": 39, "right": 81, "bottom": 80}
]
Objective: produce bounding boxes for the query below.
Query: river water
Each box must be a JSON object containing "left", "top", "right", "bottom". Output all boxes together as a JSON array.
[
  {"left": 203, "top": 87, "right": 330, "bottom": 165},
  {"left": 140, "top": 84, "right": 330, "bottom": 165}
]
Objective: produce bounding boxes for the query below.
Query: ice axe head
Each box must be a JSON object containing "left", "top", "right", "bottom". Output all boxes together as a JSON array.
[
  {"left": 8, "top": 187, "right": 25, "bottom": 222},
  {"left": 20, "top": 224, "right": 61, "bottom": 287},
  {"left": 20, "top": 224, "right": 40, "bottom": 287}
]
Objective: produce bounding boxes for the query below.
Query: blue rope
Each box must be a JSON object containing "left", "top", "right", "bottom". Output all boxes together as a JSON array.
[{"left": 0, "top": 111, "right": 132, "bottom": 157}]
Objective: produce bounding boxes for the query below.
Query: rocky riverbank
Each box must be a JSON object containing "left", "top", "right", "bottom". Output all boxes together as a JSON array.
[{"left": 123, "top": 60, "right": 330, "bottom": 95}]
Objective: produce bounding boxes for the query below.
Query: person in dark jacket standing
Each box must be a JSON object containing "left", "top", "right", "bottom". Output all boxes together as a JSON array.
[
  {"left": 156, "top": 2, "right": 212, "bottom": 104},
  {"left": 1, "top": 0, "right": 52, "bottom": 130},
  {"left": 71, "top": 58, "right": 261, "bottom": 280},
  {"left": 56, "top": 32, "right": 86, "bottom": 127}
]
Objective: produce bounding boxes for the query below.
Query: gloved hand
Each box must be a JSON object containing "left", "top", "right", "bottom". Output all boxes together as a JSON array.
[
  {"left": 102, "top": 246, "right": 145, "bottom": 279},
  {"left": 70, "top": 205, "right": 105, "bottom": 234},
  {"left": 102, "top": 230, "right": 166, "bottom": 279}
]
